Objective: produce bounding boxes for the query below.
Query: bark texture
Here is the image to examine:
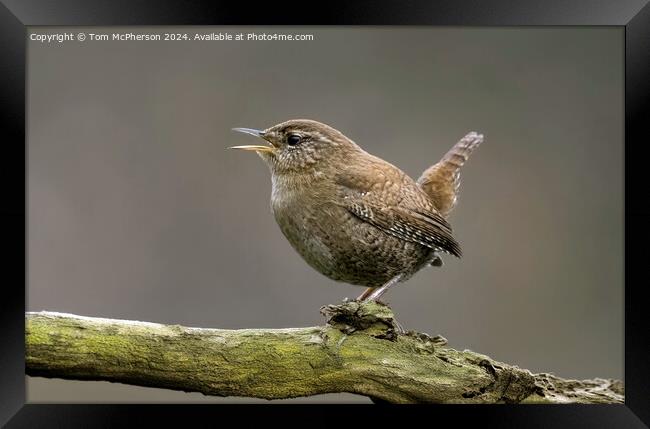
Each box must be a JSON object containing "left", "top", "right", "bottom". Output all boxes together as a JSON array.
[{"left": 25, "top": 301, "right": 624, "bottom": 403}]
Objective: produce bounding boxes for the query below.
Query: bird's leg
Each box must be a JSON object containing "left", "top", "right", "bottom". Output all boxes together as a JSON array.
[
  {"left": 363, "top": 274, "right": 404, "bottom": 302},
  {"left": 357, "top": 275, "right": 408, "bottom": 334},
  {"left": 356, "top": 287, "right": 376, "bottom": 301}
]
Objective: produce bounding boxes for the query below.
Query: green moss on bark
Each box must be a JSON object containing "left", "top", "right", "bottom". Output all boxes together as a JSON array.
[{"left": 25, "top": 303, "right": 624, "bottom": 404}]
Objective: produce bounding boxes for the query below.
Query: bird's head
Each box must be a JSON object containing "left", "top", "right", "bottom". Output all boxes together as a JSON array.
[{"left": 230, "top": 119, "right": 359, "bottom": 175}]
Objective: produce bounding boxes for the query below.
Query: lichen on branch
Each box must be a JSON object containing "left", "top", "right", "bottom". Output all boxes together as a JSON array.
[{"left": 25, "top": 302, "right": 624, "bottom": 404}]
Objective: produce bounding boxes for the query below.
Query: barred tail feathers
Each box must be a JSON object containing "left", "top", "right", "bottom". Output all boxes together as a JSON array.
[{"left": 417, "top": 132, "right": 484, "bottom": 217}]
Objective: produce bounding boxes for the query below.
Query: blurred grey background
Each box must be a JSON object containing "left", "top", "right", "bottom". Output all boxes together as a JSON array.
[{"left": 27, "top": 27, "right": 623, "bottom": 403}]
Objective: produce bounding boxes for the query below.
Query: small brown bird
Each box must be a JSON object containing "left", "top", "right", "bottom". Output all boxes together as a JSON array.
[{"left": 231, "top": 119, "right": 483, "bottom": 302}]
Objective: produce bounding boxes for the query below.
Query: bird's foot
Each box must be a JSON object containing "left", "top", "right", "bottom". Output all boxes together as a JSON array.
[{"left": 392, "top": 318, "right": 407, "bottom": 335}]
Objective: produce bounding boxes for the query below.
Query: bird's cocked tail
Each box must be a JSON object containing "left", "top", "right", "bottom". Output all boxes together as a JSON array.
[{"left": 417, "top": 132, "right": 484, "bottom": 217}]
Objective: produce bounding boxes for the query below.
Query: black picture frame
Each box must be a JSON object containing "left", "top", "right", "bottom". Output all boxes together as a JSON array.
[{"left": 1, "top": 0, "right": 648, "bottom": 427}]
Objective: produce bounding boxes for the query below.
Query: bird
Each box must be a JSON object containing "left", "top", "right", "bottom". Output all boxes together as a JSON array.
[{"left": 230, "top": 119, "right": 483, "bottom": 302}]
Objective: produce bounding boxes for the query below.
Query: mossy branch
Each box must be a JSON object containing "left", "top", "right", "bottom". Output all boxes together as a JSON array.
[{"left": 25, "top": 302, "right": 623, "bottom": 403}]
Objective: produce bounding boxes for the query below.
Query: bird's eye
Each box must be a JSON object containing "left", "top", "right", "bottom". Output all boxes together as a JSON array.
[{"left": 287, "top": 134, "right": 302, "bottom": 146}]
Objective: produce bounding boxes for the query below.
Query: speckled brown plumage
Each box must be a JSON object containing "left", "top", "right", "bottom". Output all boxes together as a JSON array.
[{"left": 231, "top": 119, "right": 483, "bottom": 300}]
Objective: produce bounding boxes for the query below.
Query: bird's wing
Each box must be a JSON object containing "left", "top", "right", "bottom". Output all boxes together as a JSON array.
[{"left": 335, "top": 168, "right": 462, "bottom": 257}]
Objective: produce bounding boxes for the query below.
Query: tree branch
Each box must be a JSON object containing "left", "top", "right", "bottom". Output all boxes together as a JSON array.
[{"left": 25, "top": 301, "right": 623, "bottom": 403}]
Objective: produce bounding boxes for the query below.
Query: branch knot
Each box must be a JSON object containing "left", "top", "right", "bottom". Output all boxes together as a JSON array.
[{"left": 320, "top": 300, "right": 398, "bottom": 340}]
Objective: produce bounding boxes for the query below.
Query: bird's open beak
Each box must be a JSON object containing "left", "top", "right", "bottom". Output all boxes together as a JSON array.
[{"left": 229, "top": 128, "right": 276, "bottom": 153}]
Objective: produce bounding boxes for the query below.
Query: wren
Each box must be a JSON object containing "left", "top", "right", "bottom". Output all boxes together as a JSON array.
[{"left": 231, "top": 119, "right": 483, "bottom": 302}]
